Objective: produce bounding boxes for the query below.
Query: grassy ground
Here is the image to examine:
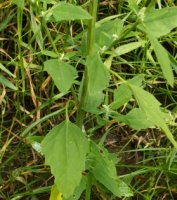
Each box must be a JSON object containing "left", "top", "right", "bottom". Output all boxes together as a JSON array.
[{"left": 1, "top": 0, "right": 177, "bottom": 199}]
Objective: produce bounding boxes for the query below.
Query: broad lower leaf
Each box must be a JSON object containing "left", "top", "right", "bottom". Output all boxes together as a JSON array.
[
  {"left": 52, "top": 3, "right": 92, "bottom": 21},
  {"left": 110, "top": 75, "right": 144, "bottom": 109},
  {"left": 140, "top": 7, "right": 177, "bottom": 38},
  {"left": 81, "top": 52, "right": 110, "bottom": 112},
  {"left": 115, "top": 108, "right": 155, "bottom": 130},
  {"left": 41, "top": 121, "right": 89, "bottom": 198},
  {"left": 88, "top": 143, "right": 133, "bottom": 197},
  {"left": 130, "top": 84, "right": 177, "bottom": 149},
  {"left": 147, "top": 31, "right": 174, "bottom": 87},
  {"left": 44, "top": 59, "right": 77, "bottom": 93},
  {"left": 0, "top": 75, "right": 17, "bottom": 90}
]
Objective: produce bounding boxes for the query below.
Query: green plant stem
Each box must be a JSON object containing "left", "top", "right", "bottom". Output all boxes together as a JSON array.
[
  {"left": 17, "top": 7, "right": 25, "bottom": 93},
  {"left": 17, "top": 7, "right": 26, "bottom": 121},
  {"left": 87, "top": 0, "right": 98, "bottom": 55},
  {"left": 76, "top": 0, "right": 98, "bottom": 128},
  {"left": 85, "top": 173, "right": 92, "bottom": 200},
  {"left": 77, "top": 1, "right": 99, "bottom": 200}
]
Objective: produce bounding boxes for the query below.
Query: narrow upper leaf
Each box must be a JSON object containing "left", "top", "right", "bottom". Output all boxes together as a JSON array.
[
  {"left": 95, "top": 19, "right": 123, "bottom": 49},
  {"left": 30, "top": 7, "right": 44, "bottom": 51},
  {"left": 114, "top": 41, "right": 146, "bottom": 56},
  {"left": 141, "top": 7, "right": 177, "bottom": 38},
  {"left": 41, "top": 50, "right": 58, "bottom": 58},
  {"left": 110, "top": 75, "right": 144, "bottom": 109},
  {"left": 41, "top": 121, "right": 89, "bottom": 198},
  {"left": 87, "top": 52, "right": 110, "bottom": 93},
  {"left": 138, "top": 6, "right": 177, "bottom": 86},
  {"left": 147, "top": 31, "right": 174, "bottom": 87},
  {"left": 129, "top": 84, "right": 177, "bottom": 149},
  {"left": 52, "top": 3, "right": 92, "bottom": 21},
  {"left": 44, "top": 59, "right": 77, "bottom": 93},
  {"left": 115, "top": 108, "right": 155, "bottom": 130},
  {"left": 82, "top": 52, "right": 110, "bottom": 112}
]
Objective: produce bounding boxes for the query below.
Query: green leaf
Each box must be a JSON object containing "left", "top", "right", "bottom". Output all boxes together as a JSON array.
[
  {"left": 41, "top": 50, "right": 58, "bottom": 58},
  {"left": 141, "top": 7, "right": 177, "bottom": 38},
  {"left": 115, "top": 108, "right": 155, "bottom": 130},
  {"left": 110, "top": 75, "right": 144, "bottom": 109},
  {"left": 129, "top": 84, "right": 177, "bottom": 149},
  {"left": 52, "top": 3, "right": 92, "bottom": 21},
  {"left": 30, "top": 7, "right": 44, "bottom": 51},
  {"left": 41, "top": 121, "right": 89, "bottom": 198},
  {"left": 0, "top": 75, "right": 17, "bottom": 90},
  {"left": 44, "top": 59, "right": 77, "bottom": 93},
  {"left": 111, "top": 86, "right": 131, "bottom": 110},
  {"left": 12, "top": 0, "right": 24, "bottom": 8},
  {"left": 114, "top": 41, "right": 146, "bottom": 56},
  {"left": 82, "top": 52, "right": 110, "bottom": 112},
  {"left": 0, "top": 63, "right": 15, "bottom": 78},
  {"left": 95, "top": 19, "right": 123, "bottom": 49},
  {"left": 147, "top": 31, "right": 174, "bottom": 86},
  {"left": 89, "top": 143, "right": 133, "bottom": 197}
]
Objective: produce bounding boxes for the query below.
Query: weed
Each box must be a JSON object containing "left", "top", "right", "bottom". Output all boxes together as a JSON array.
[{"left": 1, "top": 0, "right": 177, "bottom": 200}]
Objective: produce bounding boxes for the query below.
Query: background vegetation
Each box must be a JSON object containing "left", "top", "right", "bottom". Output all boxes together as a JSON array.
[{"left": 1, "top": 0, "right": 177, "bottom": 199}]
